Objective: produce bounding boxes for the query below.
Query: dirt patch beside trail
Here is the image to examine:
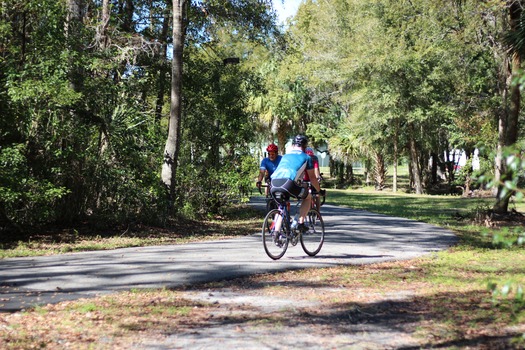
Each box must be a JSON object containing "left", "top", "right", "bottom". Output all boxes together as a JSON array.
[
  {"left": 3, "top": 260, "right": 524, "bottom": 349},
  {"left": 133, "top": 263, "right": 524, "bottom": 350},
  {"left": 139, "top": 287, "right": 422, "bottom": 349}
]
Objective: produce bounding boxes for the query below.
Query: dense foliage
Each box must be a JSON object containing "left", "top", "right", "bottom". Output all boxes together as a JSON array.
[
  {"left": 0, "top": 0, "right": 275, "bottom": 233},
  {"left": 282, "top": 0, "right": 504, "bottom": 193},
  {"left": 2, "top": 0, "right": 525, "bottom": 235}
]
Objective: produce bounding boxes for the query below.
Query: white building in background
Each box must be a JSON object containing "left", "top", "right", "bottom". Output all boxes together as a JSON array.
[
  {"left": 432, "top": 149, "right": 480, "bottom": 180},
  {"left": 450, "top": 149, "right": 480, "bottom": 171}
]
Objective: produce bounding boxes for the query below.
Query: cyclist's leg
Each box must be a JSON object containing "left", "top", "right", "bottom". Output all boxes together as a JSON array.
[
  {"left": 273, "top": 209, "right": 283, "bottom": 231},
  {"left": 298, "top": 194, "right": 311, "bottom": 223},
  {"left": 310, "top": 188, "right": 321, "bottom": 211},
  {"left": 264, "top": 175, "right": 270, "bottom": 197},
  {"left": 269, "top": 179, "right": 291, "bottom": 232},
  {"left": 266, "top": 180, "right": 278, "bottom": 211},
  {"left": 275, "top": 180, "right": 311, "bottom": 228},
  {"left": 316, "top": 195, "right": 321, "bottom": 211},
  {"left": 289, "top": 183, "right": 310, "bottom": 224}
]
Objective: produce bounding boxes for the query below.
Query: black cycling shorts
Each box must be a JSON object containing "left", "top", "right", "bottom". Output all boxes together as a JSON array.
[{"left": 270, "top": 178, "right": 308, "bottom": 202}]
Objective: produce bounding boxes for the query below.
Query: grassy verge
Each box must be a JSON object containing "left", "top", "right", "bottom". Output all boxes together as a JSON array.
[
  {"left": 327, "top": 188, "right": 525, "bottom": 245},
  {"left": 1, "top": 189, "right": 525, "bottom": 348},
  {"left": 323, "top": 189, "right": 525, "bottom": 347},
  {"left": 0, "top": 204, "right": 262, "bottom": 259}
]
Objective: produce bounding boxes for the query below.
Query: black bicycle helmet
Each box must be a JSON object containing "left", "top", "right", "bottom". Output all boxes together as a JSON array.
[{"left": 292, "top": 134, "right": 308, "bottom": 147}]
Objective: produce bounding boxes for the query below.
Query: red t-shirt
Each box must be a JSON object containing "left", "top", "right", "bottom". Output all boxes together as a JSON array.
[{"left": 303, "top": 156, "right": 319, "bottom": 181}]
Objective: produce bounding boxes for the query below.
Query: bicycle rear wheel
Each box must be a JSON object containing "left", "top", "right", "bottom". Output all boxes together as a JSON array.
[
  {"left": 262, "top": 209, "right": 289, "bottom": 260},
  {"left": 300, "top": 208, "right": 324, "bottom": 256}
]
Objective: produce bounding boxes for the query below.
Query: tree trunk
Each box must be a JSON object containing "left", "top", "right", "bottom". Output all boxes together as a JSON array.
[
  {"left": 373, "top": 151, "right": 386, "bottom": 190},
  {"left": 161, "top": 0, "right": 186, "bottom": 209},
  {"left": 121, "top": 0, "right": 134, "bottom": 32},
  {"left": 408, "top": 124, "right": 423, "bottom": 194},
  {"left": 345, "top": 162, "right": 353, "bottom": 183},
  {"left": 155, "top": 8, "right": 170, "bottom": 122},
  {"left": 420, "top": 150, "right": 429, "bottom": 189},
  {"left": 337, "top": 161, "right": 344, "bottom": 184},
  {"left": 494, "top": 1, "right": 522, "bottom": 214},
  {"left": 462, "top": 149, "right": 473, "bottom": 197},
  {"left": 430, "top": 152, "right": 438, "bottom": 185},
  {"left": 98, "top": 0, "right": 111, "bottom": 153},
  {"left": 99, "top": 0, "right": 110, "bottom": 48},
  {"left": 276, "top": 119, "right": 289, "bottom": 155},
  {"left": 494, "top": 70, "right": 509, "bottom": 204},
  {"left": 21, "top": 11, "right": 27, "bottom": 66},
  {"left": 444, "top": 148, "right": 455, "bottom": 184},
  {"left": 393, "top": 122, "right": 398, "bottom": 193},
  {"left": 62, "top": 0, "right": 86, "bottom": 223},
  {"left": 408, "top": 159, "right": 414, "bottom": 189}
]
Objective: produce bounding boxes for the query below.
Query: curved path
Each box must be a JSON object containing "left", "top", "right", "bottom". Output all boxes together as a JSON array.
[{"left": 0, "top": 198, "right": 457, "bottom": 312}]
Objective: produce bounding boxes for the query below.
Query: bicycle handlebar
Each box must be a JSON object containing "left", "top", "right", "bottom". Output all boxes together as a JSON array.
[
  {"left": 257, "top": 182, "right": 271, "bottom": 195},
  {"left": 320, "top": 192, "right": 326, "bottom": 206},
  {"left": 302, "top": 181, "right": 326, "bottom": 206}
]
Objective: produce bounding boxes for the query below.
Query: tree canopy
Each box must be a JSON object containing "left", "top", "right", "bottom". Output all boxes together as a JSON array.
[{"left": 2, "top": 0, "right": 525, "bottom": 235}]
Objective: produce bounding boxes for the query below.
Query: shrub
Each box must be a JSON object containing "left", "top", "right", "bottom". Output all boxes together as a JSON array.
[{"left": 0, "top": 144, "right": 69, "bottom": 231}]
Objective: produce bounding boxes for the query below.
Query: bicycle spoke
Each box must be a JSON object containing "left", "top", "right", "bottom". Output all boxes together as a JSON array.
[
  {"left": 262, "top": 209, "right": 288, "bottom": 260},
  {"left": 300, "top": 209, "right": 324, "bottom": 256}
]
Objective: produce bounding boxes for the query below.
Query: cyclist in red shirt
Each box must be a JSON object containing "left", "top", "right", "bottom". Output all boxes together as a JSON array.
[{"left": 303, "top": 147, "right": 322, "bottom": 210}]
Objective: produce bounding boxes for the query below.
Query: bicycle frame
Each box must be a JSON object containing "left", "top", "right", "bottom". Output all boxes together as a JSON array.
[
  {"left": 273, "top": 195, "right": 299, "bottom": 237},
  {"left": 262, "top": 189, "right": 325, "bottom": 260}
]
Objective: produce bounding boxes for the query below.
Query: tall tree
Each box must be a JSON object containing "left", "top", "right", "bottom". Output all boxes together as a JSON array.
[
  {"left": 494, "top": 0, "right": 524, "bottom": 214},
  {"left": 161, "top": 0, "right": 276, "bottom": 209},
  {"left": 161, "top": 0, "right": 186, "bottom": 208}
]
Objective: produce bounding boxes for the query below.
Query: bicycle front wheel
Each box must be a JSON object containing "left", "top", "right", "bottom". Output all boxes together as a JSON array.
[
  {"left": 300, "top": 208, "right": 325, "bottom": 256},
  {"left": 262, "top": 209, "right": 289, "bottom": 260}
]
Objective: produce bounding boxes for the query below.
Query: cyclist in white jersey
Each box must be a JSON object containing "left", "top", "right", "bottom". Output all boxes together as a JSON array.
[{"left": 270, "top": 135, "right": 323, "bottom": 232}]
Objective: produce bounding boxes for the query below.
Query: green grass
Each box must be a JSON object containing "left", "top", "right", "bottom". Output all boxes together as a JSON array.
[
  {"left": 325, "top": 188, "right": 525, "bottom": 248},
  {"left": 326, "top": 188, "right": 489, "bottom": 225},
  {"left": 324, "top": 188, "right": 525, "bottom": 304},
  {"left": 0, "top": 204, "right": 263, "bottom": 259}
]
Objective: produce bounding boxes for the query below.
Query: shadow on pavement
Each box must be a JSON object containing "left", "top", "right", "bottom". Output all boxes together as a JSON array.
[{"left": 0, "top": 198, "right": 457, "bottom": 312}]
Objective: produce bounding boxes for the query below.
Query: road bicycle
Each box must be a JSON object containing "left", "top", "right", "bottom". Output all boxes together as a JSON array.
[{"left": 262, "top": 184, "right": 325, "bottom": 260}]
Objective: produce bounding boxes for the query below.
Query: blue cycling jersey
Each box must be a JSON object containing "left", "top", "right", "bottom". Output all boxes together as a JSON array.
[
  {"left": 260, "top": 155, "right": 282, "bottom": 177},
  {"left": 271, "top": 150, "right": 313, "bottom": 181}
]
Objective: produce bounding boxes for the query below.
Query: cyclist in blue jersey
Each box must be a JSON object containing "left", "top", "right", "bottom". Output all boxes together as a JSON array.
[
  {"left": 270, "top": 135, "right": 324, "bottom": 233},
  {"left": 256, "top": 143, "right": 282, "bottom": 195}
]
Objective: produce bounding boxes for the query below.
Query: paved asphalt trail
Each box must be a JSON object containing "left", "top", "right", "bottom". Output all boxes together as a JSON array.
[{"left": 0, "top": 198, "right": 457, "bottom": 312}]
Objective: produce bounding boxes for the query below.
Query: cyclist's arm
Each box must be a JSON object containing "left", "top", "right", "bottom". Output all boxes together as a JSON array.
[
  {"left": 257, "top": 158, "right": 269, "bottom": 183},
  {"left": 305, "top": 168, "right": 321, "bottom": 192},
  {"left": 257, "top": 169, "right": 266, "bottom": 183},
  {"left": 313, "top": 160, "right": 321, "bottom": 180},
  {"left": 256, "top": 169, "right": 267, "bottom": 188}
]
